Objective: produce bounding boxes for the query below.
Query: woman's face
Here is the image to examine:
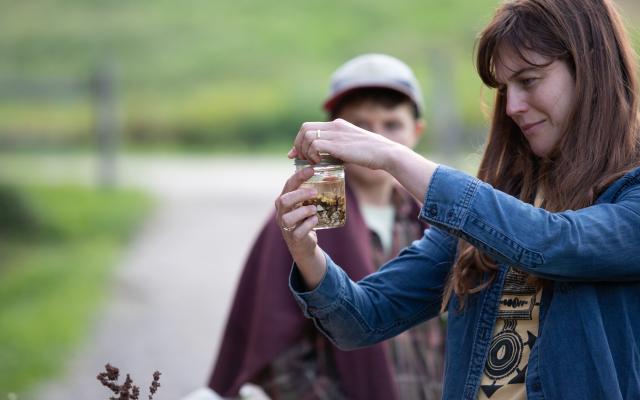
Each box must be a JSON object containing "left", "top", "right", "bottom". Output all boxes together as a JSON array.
[{"left": 495, "top": 46, "right": 576, "bottom": 157}]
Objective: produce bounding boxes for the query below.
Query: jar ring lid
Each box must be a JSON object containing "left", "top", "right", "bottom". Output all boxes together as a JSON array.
[{"left": 294, "top": 153, "right": 343, "bottom": 166}]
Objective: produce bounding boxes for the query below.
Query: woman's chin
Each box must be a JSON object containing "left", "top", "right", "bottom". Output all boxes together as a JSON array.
[{"left": 527, "top": 141, "right": 553, "bottom": 158}]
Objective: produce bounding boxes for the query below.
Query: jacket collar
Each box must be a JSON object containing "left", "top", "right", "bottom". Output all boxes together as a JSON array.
[{"left": 595, "top": 165, "right": 640, "bottom": 204}]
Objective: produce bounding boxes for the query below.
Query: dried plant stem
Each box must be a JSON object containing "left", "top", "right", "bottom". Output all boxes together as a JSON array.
[{"left": 97, "top": 364, "right": 161, "bottom": 400}]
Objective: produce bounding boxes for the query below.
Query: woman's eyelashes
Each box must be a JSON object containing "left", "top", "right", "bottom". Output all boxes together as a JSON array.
[
  {"left": 519, "top": 76, "right": 539, "bottom": 88},
  {"left": 497, "top": 76, "right": 539, "bottom": 95}
]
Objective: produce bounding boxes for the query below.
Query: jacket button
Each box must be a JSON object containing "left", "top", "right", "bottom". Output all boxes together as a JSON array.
[
  {"left": 428, "top": 204, "right": 438, "bottom": 217},
  {"left": 532, "top": 381, "right": 541, "bottom": 391}
]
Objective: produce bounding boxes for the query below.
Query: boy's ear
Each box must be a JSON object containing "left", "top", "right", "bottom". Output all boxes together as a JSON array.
[{"left": 411, "top": 118, "right": 426, "bottom": 147}]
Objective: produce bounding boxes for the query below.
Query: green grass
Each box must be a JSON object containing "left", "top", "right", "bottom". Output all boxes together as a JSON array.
[{"left": 0, "top": 185, "right": 151, "bottom": 395}]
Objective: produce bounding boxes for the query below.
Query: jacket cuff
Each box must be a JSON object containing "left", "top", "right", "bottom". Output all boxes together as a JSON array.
[{"left": 289, "top": 253, "right": 342, "bottom": 318}]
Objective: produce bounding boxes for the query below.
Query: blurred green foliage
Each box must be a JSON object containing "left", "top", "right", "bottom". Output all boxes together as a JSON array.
[
  {"left": 0, "top": 0, "right": 638, "bottom": 153},
  {"left": 0, "top": 185, "right": 40, "bottom": 237},
  {"left": 0, "top": 185, "right": 151, "bottom": 395},
  {"left": 0, "top": 0, "right": 500, "bottom": 152}
]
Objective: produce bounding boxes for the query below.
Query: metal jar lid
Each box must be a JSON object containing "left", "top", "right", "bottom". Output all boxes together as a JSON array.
[{"left": 294, "top": 153, "right": 344, "bottom": 166}]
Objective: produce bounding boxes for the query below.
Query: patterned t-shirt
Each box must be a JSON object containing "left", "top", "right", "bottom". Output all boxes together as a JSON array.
[{"left": 478, "top": 267, "right": 542, "bottom": 400}]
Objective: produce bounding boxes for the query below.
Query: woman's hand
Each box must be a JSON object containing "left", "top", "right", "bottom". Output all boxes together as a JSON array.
[
  {"left": 288, "top": 118, "right": 401, "bottom": 170},
  {"left": 288, "top": 118, "right": 440, "bottom": 203},
  {"left": 275, "top": 166, "right": 328, "bottom": 289}
]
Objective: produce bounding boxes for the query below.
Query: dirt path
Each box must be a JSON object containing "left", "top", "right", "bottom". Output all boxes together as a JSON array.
[{"left": 29, "top": 155, "right": 292, "bottom": 399}]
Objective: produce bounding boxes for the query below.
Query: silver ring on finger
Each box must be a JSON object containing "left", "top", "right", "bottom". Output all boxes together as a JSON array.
[
  {"left": 316, "top": 129, "right": 321, "bottom": 139},
  {"left": 282, "top": 224, "right": 295, "bottom": 232}
]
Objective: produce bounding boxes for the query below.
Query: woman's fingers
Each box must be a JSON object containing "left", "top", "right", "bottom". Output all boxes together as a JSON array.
[
  {"left": 278, "top": 188, "right": 317, "bottom": 215},
  {"left": 281, "top": 204, "right": 318, "bottom": 233},
  {"left": 294, "top": 122, "right": 319, "bottom": 159},
  {"left": 294, "top": 121, "right": 337, "bottom": 161},
  {"left": 301, "top": 129, "right": 323, "bottom": 163},
  {"left": 278, "top": 166, "right": 314, "bottom": 197},
  {"left": 298, "top": 119, "right": 398, "bottom": 170},
  {"left": 287, "top": 146, "right": 298, "bottom": 159},
  {"left": 288, "top": 213, "right": 319, "bottom": 240},
  {"left": 275, "top": 168, "right": 318, "bottom": 233},
  {"left": 294, "top": 119, "right": 371, "bottom": 163}
]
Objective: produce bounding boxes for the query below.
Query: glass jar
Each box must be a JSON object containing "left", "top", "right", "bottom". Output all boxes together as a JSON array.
[{"left": 295, "top": 155, "right": 346, "bottom": 230}]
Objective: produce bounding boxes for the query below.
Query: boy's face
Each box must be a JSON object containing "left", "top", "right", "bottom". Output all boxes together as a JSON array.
[
  {"left": 336, "top": 99, "right": 422, "bottom": 148},
  {"left": 336, "top": 99, "right": 424, "bottom": 187}
]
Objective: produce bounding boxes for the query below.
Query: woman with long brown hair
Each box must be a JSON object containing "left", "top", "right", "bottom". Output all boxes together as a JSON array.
[{"left": 275, "top": 0, "right": 640, "bottom": 398}]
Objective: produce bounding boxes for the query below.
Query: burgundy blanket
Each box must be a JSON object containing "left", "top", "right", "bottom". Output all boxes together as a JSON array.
[{"left": 208, "top": 186, "right": 411, "bottom": 399}]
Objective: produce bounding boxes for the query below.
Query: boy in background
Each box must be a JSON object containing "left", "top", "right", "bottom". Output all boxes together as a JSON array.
[{"left": 204, "top": 54, "right": 445, "bottom": 400}]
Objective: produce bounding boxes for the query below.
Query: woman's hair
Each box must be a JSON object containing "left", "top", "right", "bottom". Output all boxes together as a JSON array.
[{"left": 443, "top": 0, "right": 640, "bottom": 310}]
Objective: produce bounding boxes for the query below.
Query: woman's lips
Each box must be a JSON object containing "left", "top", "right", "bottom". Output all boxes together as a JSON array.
[{"left": 521, "top": 120, "right": 545, "bottom": 135}]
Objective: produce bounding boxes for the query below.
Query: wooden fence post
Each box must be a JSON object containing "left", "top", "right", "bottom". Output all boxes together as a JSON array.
[{"left": 91, "top": 64, "right": 119, "bottom": 189}]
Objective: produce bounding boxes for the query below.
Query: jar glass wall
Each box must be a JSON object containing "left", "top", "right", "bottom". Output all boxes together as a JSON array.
[{"left": 295, "top": 156, "right": 346, "bottom": 229}]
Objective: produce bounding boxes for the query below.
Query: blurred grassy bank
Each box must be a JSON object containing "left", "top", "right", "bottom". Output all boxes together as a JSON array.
[
  {"left": 0, "top": 185, "right": 151, "bottom": 395},
  {"left": 2, "top": 1, "right": 639, "bottom": 154},
  {"left": 1, "top": 1, "right": 639, "bottom": 154},
  {"left": 0, "top": 0, "right": 500, "bottom": 154}
]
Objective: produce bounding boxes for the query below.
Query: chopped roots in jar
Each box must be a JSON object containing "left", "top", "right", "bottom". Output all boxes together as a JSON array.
[{"left": 301, "top": 180, "right": 346, "bottom": 229}]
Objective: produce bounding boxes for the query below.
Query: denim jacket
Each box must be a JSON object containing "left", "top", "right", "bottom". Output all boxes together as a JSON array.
[{"left": 290, "top": 165, "right": 640, "bottom": 400}]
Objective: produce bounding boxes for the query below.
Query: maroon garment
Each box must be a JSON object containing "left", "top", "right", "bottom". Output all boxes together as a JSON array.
[{"left": 208, "top": 186, "right": 423, "bottom": 399}]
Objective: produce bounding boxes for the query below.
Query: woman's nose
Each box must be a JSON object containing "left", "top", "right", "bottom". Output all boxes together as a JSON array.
[{"left": 505, "top": 89, "right": 528, "bottom": 117}]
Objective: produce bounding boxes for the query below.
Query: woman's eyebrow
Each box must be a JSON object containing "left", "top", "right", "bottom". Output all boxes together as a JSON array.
[
  {"left": 508, "top": 66, "right": 538, "bottom": 80},
  {"left": 496, "top": 66, "right": 539, "bottom": 86}
]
